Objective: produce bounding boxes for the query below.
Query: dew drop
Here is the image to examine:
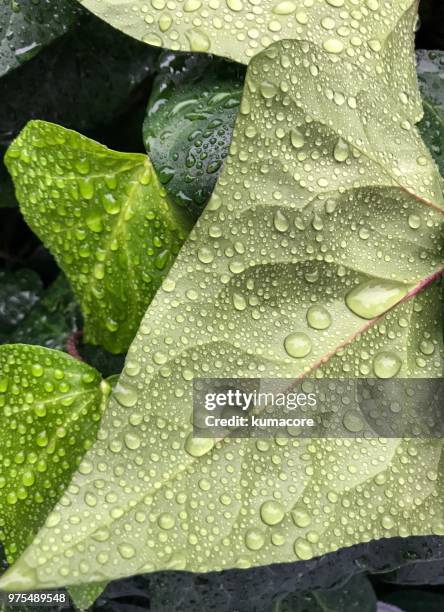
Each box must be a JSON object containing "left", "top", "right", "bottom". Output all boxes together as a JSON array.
[
  {"left": 345, "top": 279, "right": 410, "bottom": 319},
  {"left": 306, "top": 305, "right": 332, "bottom": 330},
  {"left": 260, "top": 500, "right": 285, "bottom": 526},
  {"left": 245, "top": 528, "right": 265, "bottom": 551},
  {"left": 284, "top": 332, "right": 312, "bottom": 358},
  {"left": 373, "top": 351, "right": 402, "bottom": 378}
]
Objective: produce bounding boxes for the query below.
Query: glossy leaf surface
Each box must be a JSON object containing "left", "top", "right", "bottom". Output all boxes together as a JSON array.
[
  {"left": 144, "top": 51, "right": 244, "bottom": 217},
  {"left": 5, "top": 121, "right": 192, "bottom": 354},
  {"left": 2, "top": 32, "right": 443, "bottom": 589},
  {"left": 0, "top": 0, "right": 80, "bottom": 78},
  {"left": 0, "top": 344, "right": 109, "bottom": 563}
]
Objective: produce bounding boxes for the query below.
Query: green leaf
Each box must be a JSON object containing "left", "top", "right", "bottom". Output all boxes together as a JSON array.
[
  {"left": 0, "top": 13, "right": 158, "bottom": 150},
  {"left": 0, "top": 0, "right": 81, "bottom": 78},
  {"left": 417, "top": 50, "right": 444, "bottom": 176},
  {"left": 11, "top": 275, "right": 80, "bottom": 352},
  {"left": 78, "top": 0, "right": 423, "bottom": 120},
  {"left": 144, "top": 51, "right": 244, "bottom": 217},
  {"left": 2, "top": 34, "right": 443, "bottom": 590},
  {"left": 5, "top": 121, "right": 192, "bottom": 354},
  {"left": 0, "top": 270, "right": 42, "bottom": 340},
  {"left": 0, "top": 344, "right": 110, "bottom": 564}
]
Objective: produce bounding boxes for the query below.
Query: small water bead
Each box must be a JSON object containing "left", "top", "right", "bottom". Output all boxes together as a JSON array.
[
  {"left": 186, "top": 29, "right": 211, "bottom": 52},
  {"left": 291, "top": 507, "right": 311, "bottom": 528},
  {"left": 294, "top": 537, "right": 313, "bottom": 560},
  {"left": 290, "top": 128, "right": 305, "bottom": 149},
  {"left": 114, "top": 383, "right": 138, "bottom": 408},
  {"left": 273, "top": 210, "right": 289, "bottom": 232},
  {"left": 157, "top": 512, "right": 175, "bottom": 530},
  {"left": 284, "top": 332, "right": 312, "bottom": 358},
  {"left": 346, "top": 279, "right": 410, "bottom": 319},
  {"left": 244, "top": 528, "right": 265, "bottom": 551},
  {"left": 31, "top": 364, "right": 43, "bottom": 378},
  {"left": 419, "top": 340, "right": 435, "bottom": 355},
  {"left": 373, "top": 351, "right": 402, "bottom": 379},
  {"left": 185, "top": 435, "right": 213, "bottom": 458},
  {"left": 272, "top": 1, "right": 296, "bottom": 14},
  {"left": 260, "top": 81, "right": 277, "bottom": 99},
  {"left": 408, "top": 214, "right": 421, "bottom": 229},
  {"left": 124, "top": 432, "right": 141, "bottom": 450},
  {"left": 260, "top": 500, "right": 285, "bottom": 526},
  {"left": 233, "top": 293, "right": 247, "bottom": 311},
  {"left": 118, "top": 544, "right": 136, "bottom": 559},
  {"left": 323, "top": 38, "right": 344, "bottom": 54},
  {"left": 342, "top": 410, "right": 365, "bottom": 433},
  {"left": 333, "top": 138, "right": 349, "bottom": 162},
  {"left": 197, "top": 246, "right": 214, "bottom": 264},
  {"left": 306, "top": 305, "right": 332, "bottom": 330}
]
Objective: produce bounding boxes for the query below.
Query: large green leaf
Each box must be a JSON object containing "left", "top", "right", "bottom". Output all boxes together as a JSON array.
[
  {"left": 0, "top": 344, "right": 110, "bottom": 564},
  {"left": 78, "top": 0, "right": 422, "bottom": 121},
  {"left": 417, "top": 50, "right": 444, "bottom": 176},
  {"left": 5, "top": 121, "right": 192, "bottom": 354},
  {"left": 144, "top": 51, "right": 244, "bottom": 217},
  {"left": 2, "top": 34, "right": 443, "bottom": 590},
  {"left": 0, "top": 0, "right": 81, "bottom": 78}
]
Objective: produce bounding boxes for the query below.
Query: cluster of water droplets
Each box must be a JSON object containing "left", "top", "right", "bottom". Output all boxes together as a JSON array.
[
  {"left": 144, "top": 51, "right": 244, "bottom": 216},
  {"left": 6, "top": 121, "right": 191, "bottom": 354}
]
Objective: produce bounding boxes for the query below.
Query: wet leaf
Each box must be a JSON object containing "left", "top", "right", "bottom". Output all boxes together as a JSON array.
[
  {"left": 271, "top": 574, "right": 377, "bottom": 612},
  {"left": 144, "top": 51, "right": 244, "bottom": 217},
  {"left": 0, "top": 0, "right": 81, "bottom": 78},
  {"left": 0, "top": 344, "right": 110, "bottom": 564},
  {"left": 0, "top": 13, "right": 158, "bottom": 150},
  {"left": 2, "top": 32, "right": 443, "bottom": 589},
  {"left": 5, "top": 121, "right": 192, "bottom": 354},
  {"left": 417, "top": 50, "right": 444, "bottom": 176},
  {"left": 78, "top": 0, "right": 422, "bottom": 121},
  {"left": 0, "top": 270, "right": 42, "bottom": 339},
  {"left": 11, "top": 275, "right": 80, "bottom": 352}
]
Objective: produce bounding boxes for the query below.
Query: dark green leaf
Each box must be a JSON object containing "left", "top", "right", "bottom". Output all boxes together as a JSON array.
[
  {"left": 0, "top": 13, "right": 158, "bottom": 150},
  {"left": 144, "top": 52, "right": 244, "bottom": 217},
  {"left": 0, "top": 344, "right": 110, "bottom": 563},
  {"left": 6, "top": 121, "right": 192, "bottom": 354},
  {"left": 272, "top": 574, "right": 377, "bottom": 612},
  {"left": 0, "top": 269, "right": 42, "bottom": 339},
  {"left": 92, "top": 537, "right": 444, "bottom": 612},
  {"left": 417, "top": 50, "right": 444, "bottom": 175},
  {"left": 78, "top": 345, "right": 125, "bottom": 379},
  {"left": 12, "top": 275, "right": 80, "bottom": 351},
  {"left": 0, "top": 0, "right": 81, "bottom": 78}
]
